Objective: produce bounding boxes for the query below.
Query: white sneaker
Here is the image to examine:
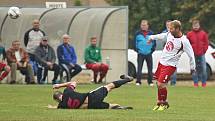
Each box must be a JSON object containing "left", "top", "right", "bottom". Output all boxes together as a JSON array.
[
  {"left": 149, "top": 83, "right": 154, "bottom": 87},
  {"left": 136, "top": 83, "right": 141, "bottom": 86},
  {"left": 90, "top": 79, "right": 96, "bottom": 84}
]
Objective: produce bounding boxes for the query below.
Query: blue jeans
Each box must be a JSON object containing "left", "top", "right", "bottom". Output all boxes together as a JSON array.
[
  {"left": 192, "top": 55, "right": 207, "bottom": 84},
  {"left": 28, "top": 53, "right": 38, "bottom": 76},
  {"left": 170, "top": 70, "right": 177, "bottom": 85},
  {"left": 136, "top": 53, "right": 153, "bottom": 84}
]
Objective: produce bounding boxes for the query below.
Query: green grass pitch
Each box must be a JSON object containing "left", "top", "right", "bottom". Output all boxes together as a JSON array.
[{"left": 0, "top": 84, "right": 214, "bottom": 121}]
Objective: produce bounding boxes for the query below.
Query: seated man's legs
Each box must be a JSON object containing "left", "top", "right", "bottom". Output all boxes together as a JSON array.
[
  {"left": 86, "top": 63, "right": 100, "bottom": 83},
  {"left": 98, "top": 63, "right": 109, "bottom": 83},
  {"left": 27, "top": 63, "right": 35, "bottom": 83},
  {"left": 49, "top": 63, "right": 61, "bottom": 83},
  {"left": 10, "top": 63, "right": 17, "bottom": 83},
  {"left": 20, "top": 64, "right": 35, "bottom": 84},
  {"left": 60, "top": 64, "right": 71, "bottom": 82},
  {"left": 69, "top": 64, "right": 82, "bottom": 79},
  {"left": 28, "top": 53, "right": 37, "bottom": 76},
  {"left": 37, "top": 66, "right": 48, "bottom": 84},
  {"left": 37, "top": 66, "right": 43, "bottom": 84},
  {"left": 0, "top": 63, "right": 10, "bottom": 81},
  {"left": 60, "top": 64, "right": 82, "bottom": 82}
]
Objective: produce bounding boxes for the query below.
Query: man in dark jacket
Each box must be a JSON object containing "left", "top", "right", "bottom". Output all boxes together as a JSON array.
[
  {"left": 187, "top": 20, "right": 209, "bottom": 87},
  {"left": 35, "top": 36, "right": 61, "bottom": 84},
  {"left": 134, "top": 20, "right": 156, "bottom": 86},
  {"left": 57, "top": 34, "right": 82, "bottom": 82}
]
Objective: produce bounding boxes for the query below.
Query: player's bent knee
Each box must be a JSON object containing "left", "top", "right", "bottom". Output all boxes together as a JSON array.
[{"left": 104, "top": 83, "right": 115, "bottom": 92}]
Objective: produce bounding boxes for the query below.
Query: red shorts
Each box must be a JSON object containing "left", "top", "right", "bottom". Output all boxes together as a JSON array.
[
  {"left": 0, "top": 62, "right": 6, "bottom": 71},
  {"left": 154, "top": 63, "right": 176, "bottom": 83}
]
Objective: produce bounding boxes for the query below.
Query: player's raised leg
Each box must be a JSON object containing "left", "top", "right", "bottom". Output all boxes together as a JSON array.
[{"left": 104, "top": 75, "right": 133, "bottom": 92}]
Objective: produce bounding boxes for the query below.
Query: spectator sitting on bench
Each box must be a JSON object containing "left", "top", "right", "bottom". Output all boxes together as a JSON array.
[
  {"left": 6, "top": 40, "right": 35, "bottom": 84},
  {"left": 84, "top": 37, "right": 109, "bottom": 84},
  {"left": 57, "top": 34, "right": 82, "bottom": 82},
  {"left": 35, "top": 36, "right": 61, "bottom": 84}
]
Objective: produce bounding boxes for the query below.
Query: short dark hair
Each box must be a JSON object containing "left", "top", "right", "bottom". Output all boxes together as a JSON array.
[
  {"left": 12, "top": 40, "right": 20, "bottom": 45},
  {"left": 90, "top": 37, "right": 97, "bottom": 40},
  {"left": 141, "top": 19, "right": 148, "bottom": 24},
  {"left": 41, "top": 36, "right": 48, "bottom": 41},
  {"left": 53, "top": 91, "right": 63, "bottom": 103},
  {"left": 192, "top": 19, "right": 200, "bottom": 25}
]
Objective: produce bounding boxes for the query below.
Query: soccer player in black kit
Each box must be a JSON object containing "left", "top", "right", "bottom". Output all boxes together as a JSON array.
[{"left": 49, "top": 75, "right": 133, "bottom": 109}]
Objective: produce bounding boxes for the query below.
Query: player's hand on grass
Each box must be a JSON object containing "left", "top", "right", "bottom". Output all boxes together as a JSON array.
[{"left": 47, "top": 104, "right": 57, "bottom": 109}]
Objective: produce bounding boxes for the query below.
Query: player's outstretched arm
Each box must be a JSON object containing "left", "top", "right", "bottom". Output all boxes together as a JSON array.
[
  {"left": 53, "top": 81, "right": 77, "bottom": 89},
  {"left": 46, "top": 104, "right": 57, "bottom": 109},
  {"left": 148, "top": 33, "right": 168, "bottom": 43}
]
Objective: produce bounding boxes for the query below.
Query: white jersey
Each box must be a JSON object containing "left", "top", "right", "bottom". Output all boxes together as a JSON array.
[
  {"left": 149, "top": 32, "right": 196, "bottom": 70},
  {"left": 26, "top": 30, "right": 44, "bottom": 54}
]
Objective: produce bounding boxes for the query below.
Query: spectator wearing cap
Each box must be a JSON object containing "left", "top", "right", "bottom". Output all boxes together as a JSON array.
[{"left": 35, "top": 36, "right": 61, "bottom": 84}]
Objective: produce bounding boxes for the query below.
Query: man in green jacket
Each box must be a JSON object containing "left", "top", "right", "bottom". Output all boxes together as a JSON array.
[{"left": 84, "top": 37, "right": 109, "bottom": 84}]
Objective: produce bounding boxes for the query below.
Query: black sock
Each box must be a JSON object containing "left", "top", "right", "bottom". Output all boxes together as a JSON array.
[{"left": 112, "top": 79, "right": 129, "bottom": 88}]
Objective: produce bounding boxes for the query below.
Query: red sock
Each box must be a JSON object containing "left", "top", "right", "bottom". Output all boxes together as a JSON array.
[
  {"left": 0, "top": 71, "right": 9, "bottom": 81},
  {"left": 158, "top": 87, "right": 167, "bottom": 103}
]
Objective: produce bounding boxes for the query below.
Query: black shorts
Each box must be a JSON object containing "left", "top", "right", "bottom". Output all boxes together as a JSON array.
[{"left": 88, "top": 86, "right": 110, "bottom": 109}]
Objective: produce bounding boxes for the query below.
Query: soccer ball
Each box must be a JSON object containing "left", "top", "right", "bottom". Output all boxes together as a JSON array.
[{"left": 8, "top": 7, "right": 21, "bottom": 19}]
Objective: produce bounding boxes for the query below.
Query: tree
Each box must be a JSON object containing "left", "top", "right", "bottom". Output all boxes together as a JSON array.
[
  {"left": 106, "top": 0, "right": 215, "bottom": 47},
  {"left": 74, "top": 0, "right": 82, "bottom": 6},
  {"left": 106, "top": 0, "right": 178, "bottom": 48},
  {"left": 173, "top": 0, "right": 215, "bottom": 42}
]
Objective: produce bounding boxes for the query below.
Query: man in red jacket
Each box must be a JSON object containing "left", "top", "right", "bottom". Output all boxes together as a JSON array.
[{"left": 187, "top": 20, "right": 209, "bottom": 87}]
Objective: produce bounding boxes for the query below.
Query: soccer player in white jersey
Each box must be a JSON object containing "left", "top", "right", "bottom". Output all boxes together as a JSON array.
[{"left": 147, "top": 20, "right": 196, "bottom": 111}]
